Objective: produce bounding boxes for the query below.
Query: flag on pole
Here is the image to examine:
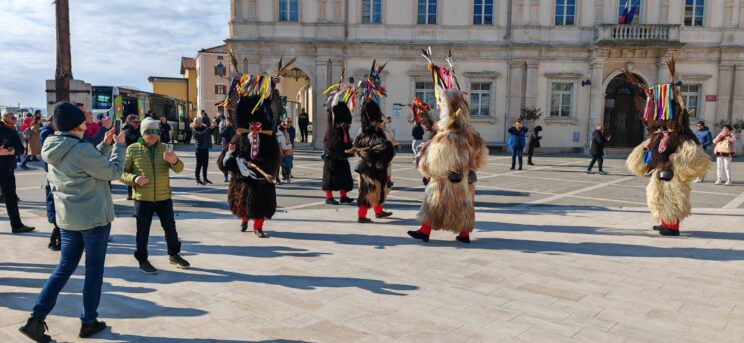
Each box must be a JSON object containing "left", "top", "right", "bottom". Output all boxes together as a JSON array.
[{"left": 619, "top": 0, "right": 637, "bottom": 24}]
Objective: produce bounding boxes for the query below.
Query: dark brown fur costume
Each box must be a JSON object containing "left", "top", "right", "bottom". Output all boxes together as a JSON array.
[
  {"left": 353, "top": 101, "right": 395, "bottom": 207},
  {"left": 218, "top": 95, "right": 282, "bottom": 220},
  {"left": 322, "top": 103, "right": 354, "bottom": 191}
]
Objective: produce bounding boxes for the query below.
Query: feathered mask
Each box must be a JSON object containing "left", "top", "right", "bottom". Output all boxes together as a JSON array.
[
  {"left": 323, "top": 70, "right": 359, "bottom": 113},
  {"left": 358, "top": 59, "right": 387, "bottom": 105},
  {"left": 622, "top": 57, "right": 691, "bottom": 131},
  {"left": 411, "top": 96, "right": 430, "bottom": 125},
  {"left": 421, "top": 47, "right": 462, "bottom": 107},
  {"left": 220, "top": 54, "right": 296, "bottom": 114}
]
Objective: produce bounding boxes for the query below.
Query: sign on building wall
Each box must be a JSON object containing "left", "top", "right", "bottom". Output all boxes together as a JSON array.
[
  {"left": 392, "top": 104, "right": 402, "bottom": 117},
  {"left": 705, "top": 95, "right": 717, "bottom": 102}
]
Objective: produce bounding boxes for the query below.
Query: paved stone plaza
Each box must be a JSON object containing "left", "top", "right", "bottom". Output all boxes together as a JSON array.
[{"left": 1, "top": 146, "right": 743, "bottom": 342}]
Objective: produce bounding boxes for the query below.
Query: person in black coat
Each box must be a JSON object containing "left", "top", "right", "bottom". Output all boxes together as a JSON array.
[
  {"left": 192, "top": 116, "right": 215, "bottom": 185},
  {"left": 587, "top": 124, "right": 611, "bottom": 175},
  {"left": 219, "top": 94, "right": 281, "bottom": 238},
  {"left": 1, "top": 112, "right": 35, "bottom": 233},
  {"left": 159, "top": 116, "right": 171, "bottom": 143},
  {"left": 527, "top": 126, "right": 543, "bottom": 166},
  {"left": 322, "top": 102, "right": 354, "bottom": 205},
  {"left": 218, "top": 119, "right": 237, "bottom": 182},
  {"left": 298, "top": 108, "right": 310, "bottom": 142}
]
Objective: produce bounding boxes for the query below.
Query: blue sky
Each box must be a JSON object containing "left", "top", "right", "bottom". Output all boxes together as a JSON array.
[{"left": 0, "top": 0, "right": 229, "bottom": 109}]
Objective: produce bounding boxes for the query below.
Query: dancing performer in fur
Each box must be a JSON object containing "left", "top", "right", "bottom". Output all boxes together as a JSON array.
[
  {"left": 625, "top": 58, "right": 709, "bottom": 236},
  {"left": 218, "top": 55, "right": 294, "bottom": 237},
  {"left": 408, "top": 48, "right": 489, "bottom": 243},
  {"left": 353, "top": 60, "right": 395, "bottom": 223},
  {"left": 322, "top": 76, "right": 357, "bottom": 205}
]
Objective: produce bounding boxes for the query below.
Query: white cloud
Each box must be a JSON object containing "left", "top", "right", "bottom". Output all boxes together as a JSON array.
[{"left": 0, "top": 0, "right": 229, "bottom": 108}]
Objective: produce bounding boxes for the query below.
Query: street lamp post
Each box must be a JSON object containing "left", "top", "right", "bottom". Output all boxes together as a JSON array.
[{"left": 55, "top": 0, "right": 73, "bottom": 102}]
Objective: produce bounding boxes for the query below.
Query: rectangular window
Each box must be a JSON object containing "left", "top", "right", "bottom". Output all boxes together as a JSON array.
[
  {"left": 681, "top": 84, "right": 700, "bottom": 118},
  {"left": 550, "top": 82, "right": 574, "bottom": 117},
  {"left": 555, "top": 0, "right": 576, "bottom": 26},
  {"left": 684, "top": 0, "right": 704, "bottom": 27},
  {"left": 215, "top": 85, "right": 227, "bottom": 95},
  {"left": 470, "top": 82, "right": 492, "bottom": 116},
  {"left": 278, "top": 0, "right": 299, "bottom": 22},
  {"left": 415, "top": 81, "right": 437, "bottom": 110},
  {"left": 417, "top": 0, "right": 438, "bottom": 25},
  {"left": 473, "top": 0, "right": 494, "bottom": 25},
  {"left": 361, "top": 0, "right": 382, "bottom": 24},
  {"left": 617, "top": 0, "right": 642, "bottom": 24}
]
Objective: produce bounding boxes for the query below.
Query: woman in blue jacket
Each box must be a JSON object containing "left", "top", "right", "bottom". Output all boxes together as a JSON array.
[{"left": 507, "top": 121, "right": 528, "bottom": 170}]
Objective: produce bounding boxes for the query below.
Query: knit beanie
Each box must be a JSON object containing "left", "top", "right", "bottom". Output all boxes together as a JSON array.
[
  {"left": 53, "top": 101, "right": 86, "bottom": 132},
  {"left": 140, "top": 117, "right": 159, "bottom": 134}
]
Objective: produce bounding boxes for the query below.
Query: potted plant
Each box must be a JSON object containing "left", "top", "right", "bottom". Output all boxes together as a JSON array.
[{"left": 519, "top": 107, "right": 543, "bottom": 128}]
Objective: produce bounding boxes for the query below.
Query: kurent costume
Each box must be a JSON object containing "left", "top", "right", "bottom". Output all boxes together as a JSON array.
[
  {"left": 408, "top": 48, "right": 489, "bottom": 243},
  {"left": 218, "top": 56, "right": 294, "bottom": 237},
  {"left": 625, "top": 59, "right": 709, "bottom": 236},
  {"left": 321, "top": 75, "right": 358, "bottom": 205},
  {"left": 353, "top": 60, "right": 395, "bottom": 223}
]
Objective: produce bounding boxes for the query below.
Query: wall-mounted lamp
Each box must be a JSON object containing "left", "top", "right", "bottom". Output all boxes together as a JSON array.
[{"left": 581, "top": 79, "right": 592, "bottom": 87}]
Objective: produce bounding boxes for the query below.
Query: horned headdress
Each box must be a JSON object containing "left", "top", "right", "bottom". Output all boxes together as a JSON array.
[
  {"left": 358, "top": 60, "right": 388, "bottom": 129},
  {"left": 421, "top": 47, "right": 470, "bottom": 130},
  {"left": 323, "top": 68, "right": 357, "bottom": 125}
]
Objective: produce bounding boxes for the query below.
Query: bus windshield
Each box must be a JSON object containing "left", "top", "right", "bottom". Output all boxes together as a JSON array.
[{"left": 92, "top": 87, "right": 113, "bottom": 110}]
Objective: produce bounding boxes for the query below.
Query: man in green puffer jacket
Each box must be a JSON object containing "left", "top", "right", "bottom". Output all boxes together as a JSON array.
[{"left": 120, "top": 117, "right": 189, "bottom": 274}]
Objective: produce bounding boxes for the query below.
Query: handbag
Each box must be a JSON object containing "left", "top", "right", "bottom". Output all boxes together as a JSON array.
[
  {"left": 715, "top": 139, "right": 732, "bottom": 154},
  {"left": 22, "top": 127, "right": 32, "bottom": 140}
]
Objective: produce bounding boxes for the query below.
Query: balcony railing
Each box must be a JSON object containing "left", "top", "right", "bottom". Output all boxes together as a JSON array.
[{"left": 595, "top": 24, "right": 681, "bottom": 44}]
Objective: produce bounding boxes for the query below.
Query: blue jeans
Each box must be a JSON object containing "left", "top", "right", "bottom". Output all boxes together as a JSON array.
[
  {"left": 32, "top": 224, "right": 111, "bottom": 324},
  {"left": 511, "top": 147, "right": 524, "bottom": 169}
]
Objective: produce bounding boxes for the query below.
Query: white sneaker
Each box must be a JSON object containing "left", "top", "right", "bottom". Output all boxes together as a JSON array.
[
  {"left": 715, "top": 180, "right": 723, "bottom": 185},
  {"left": 725, "top": 180, "right": 733, "bottom": 186},
  {"left": 693, "top": 177, "right": 703, "bottom": 183}
]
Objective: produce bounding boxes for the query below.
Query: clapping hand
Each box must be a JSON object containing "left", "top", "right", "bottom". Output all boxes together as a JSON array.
[
  {"left": 163, "top": 151, "right": 178, "bottom": 164},
  {"left": 134, "top": 175, "right": 150, "bottom": 186}
]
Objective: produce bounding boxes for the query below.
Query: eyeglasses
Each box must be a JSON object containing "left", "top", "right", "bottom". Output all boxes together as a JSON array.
[{"left": 144, "top": 129, "right": 160, "bottom": 136}]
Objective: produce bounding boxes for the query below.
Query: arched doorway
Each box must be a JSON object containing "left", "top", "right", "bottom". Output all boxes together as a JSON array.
[
  {"left": 603, "top": 74, "right": 646, "bottom": 147},
  {"left": 278, "top": 67, "right": 313, "bottom": 143}
]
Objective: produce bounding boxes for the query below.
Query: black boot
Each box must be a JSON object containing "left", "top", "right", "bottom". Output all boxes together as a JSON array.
[
  {"left": 325, "top": 198, "right": 340, "bottom": 205},
  {"left": 339, "top": 197, "right": 355, "bottom": 204},
  {"left": 19, "top": 317, "right": 51, "bottom": 343},
  {"left": 358, "top": 217, "right": 372, "bottom": 223},
  {"left": 203, "top": 178, "right": 213, "bottom": 184},
  {"left": 658, "top": 228, "right": 680, "bottom": 236},
  {"left": 407, "top": 230, "right": 430, "bottom": 242},
  {"left": 196, "top": 177, "right": 205, "bottom": 185},
  {"left": 47, "top": 240, "right": 61, "bottom": 251},
  {"left": 254, "top": 230, "right": 268, "bottom": 238},
  {"left": 240, "top": 222, "right": 248, "bottom": 232},
  {"left": 79, "top": 320, "right": 107, "bottom": 338},
  {"left": 375, "top": 211, "right": 393, "bottom": 219}
]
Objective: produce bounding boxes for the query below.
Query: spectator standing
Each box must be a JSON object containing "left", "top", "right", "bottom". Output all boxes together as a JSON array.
[
  {"left": 120, "top": 117, "right": 189, "bottom": 274},
  {"left": 20, "top": 114, "right": 43, "bottom": 169},
  {"left": 220, "top": 119, "right": 236, "bottom": 182},
  {"left": 0, "top": 112, "right": 34, "bottom": 233},
  {"left": 411, "top": 121, "right": 425, "bottom": 166},
  {"left": 527, "top": 126, "right": 543, "bottom": 166},
  {"left": 694, "top": 121, "right": 713, "bottom": 182},
  {"left": 159, "top": 116, "right": 171, "bottom": 143},
  {"left": 19, "top": 102, "right": 126, "bottom": 341},
  {"left": 298, "top": 108, "right": 310, "bottom": 142},
  {"left": 587, "top": 124, "right": 611, "bottom": 175},
  {"left": 277, "top": 121, "right": 294, "bottom": 183},
  {"left": 20, "top": 112, "right": 33, "bottom": 159},
  {"left": 40, "top": 115, "right": 61, "bottom": 251},
  {"left": 122, "top": 115, "right": 141, "bottom": 200},
  {"left": 211, "top": 115, "right": 221, "bottom": 149},
  {"left": 713, "top": 124, "right": 737, "bottom": 186},
  {"left": 284, "top": 118, "right": 296, "bottom": 146},
  {"left": 192, "top": 116, "right": 215, "bottom": 185},
  {"left": 507, "top": 121, "right": 528, "bottom": 170}
]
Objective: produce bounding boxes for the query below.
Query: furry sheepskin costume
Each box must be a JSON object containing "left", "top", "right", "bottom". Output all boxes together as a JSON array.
[
  {"left": 408, "top": 48, "right": 489, "bottom": 243},
  {"left": 217, "top": 56, "right": 293, "bottom": 236},
  {"left": 415, "top": 89, "right": 488, "bottom": 234},
  {"left": 623, "top": 60, "right": 709, "bottom": 236}
]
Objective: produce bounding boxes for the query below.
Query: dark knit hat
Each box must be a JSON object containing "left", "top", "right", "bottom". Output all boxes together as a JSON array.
[{"left": 53, "top": 101, "right": 86, "bottom": 132}]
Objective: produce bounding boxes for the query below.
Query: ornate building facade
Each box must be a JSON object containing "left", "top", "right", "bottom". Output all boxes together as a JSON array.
[{"left": 227, "top": 0, "right": 744, "bottom": 150}]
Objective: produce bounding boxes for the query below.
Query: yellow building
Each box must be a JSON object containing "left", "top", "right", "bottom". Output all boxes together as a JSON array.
[{"left": 148, "top": 57, "right": 198, "bottom": 120}]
